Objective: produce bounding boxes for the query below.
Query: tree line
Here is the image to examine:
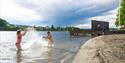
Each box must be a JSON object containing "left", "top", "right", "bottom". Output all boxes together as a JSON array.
[{"left": 0, "top": 18, "right": 80, "bottom": 31}]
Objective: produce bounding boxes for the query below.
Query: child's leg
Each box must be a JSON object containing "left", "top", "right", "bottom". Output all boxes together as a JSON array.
[
  {"left": 16, "top": 43, "right": 21, "bottom": 50},
  {"left": 48, "top": 42, "right": 50, "bottom": 48},
  {"left": 48, "top": 41, "right": 51, "bottom": 48},
  {"left": 16, "top": 43, "right": 19, "bottom": 49},
  {"left": 49, "top": 42, "right": 52, "bottom": 48}
]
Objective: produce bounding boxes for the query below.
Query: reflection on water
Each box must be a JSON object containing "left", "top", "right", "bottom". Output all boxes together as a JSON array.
[
  {"left": 47, "top": 49, "right": 53, "bottom": 63},
  {"left": 16, "top": 50, "right": 22, "bottom": 63},
  {"left": 0, "top": 31, "right": 90, "bottom": 63},
  {"left": 16, "top": 48, "right": 54, "bottom": 63}
]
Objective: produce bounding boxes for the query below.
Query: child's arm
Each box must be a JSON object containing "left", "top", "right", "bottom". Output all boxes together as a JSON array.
[
  {"left": 43, "top": 36, "right": 48, "bottom": 39},
  {"left": 21, "top": 30, "right": 27, "bottom": 36}
]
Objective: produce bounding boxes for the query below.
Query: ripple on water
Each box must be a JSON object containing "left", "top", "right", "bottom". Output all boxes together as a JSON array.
[{"left": 0, "top": 31, "right": 90, "bottom": 63}]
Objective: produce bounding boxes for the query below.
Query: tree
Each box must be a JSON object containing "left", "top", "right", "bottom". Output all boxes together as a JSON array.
[
  {"left": 51, "top": 25, "right": 55, "bottom": 30},
  {"left": 115, "top": 0, "right": 125, "bottom": 29},
  {"left": 0, "top": 18, "right": 9, "bottom": 27},
  {"left": 0, "top": 18, "right": 9, "bottom": 30}
]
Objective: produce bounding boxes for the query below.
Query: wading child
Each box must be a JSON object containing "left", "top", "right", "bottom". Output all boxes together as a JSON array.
[
  {"left": 43, "top": 31, "right": 53, "bottom": 48},
  {"left": 16, "top": 29, "right": 27, "bottom": 50}
]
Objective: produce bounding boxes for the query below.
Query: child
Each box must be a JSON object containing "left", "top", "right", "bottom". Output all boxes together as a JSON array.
[
  {"left": 16, "top": 29, "right": 27, "bottom": 50},
  {"left": 43, "top": 31, "right": 53, "bottom": 48}
]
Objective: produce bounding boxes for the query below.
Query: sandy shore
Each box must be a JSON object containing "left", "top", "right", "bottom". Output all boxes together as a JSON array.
[{"left": 72, "top": 34, "right": 125, "bottom": 63}]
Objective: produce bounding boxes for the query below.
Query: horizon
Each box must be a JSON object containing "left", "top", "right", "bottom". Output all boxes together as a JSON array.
[{"left": 0, "top": 0, "right": 120, "bottom": 29}]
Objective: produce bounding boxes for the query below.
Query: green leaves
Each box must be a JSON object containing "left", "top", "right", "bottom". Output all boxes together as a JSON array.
[
  {"left": 116, "top": 0, "right": 125, "bottom": 28},
  {"left": 0, "top": 18, "right": 9, "bottom": 27}
]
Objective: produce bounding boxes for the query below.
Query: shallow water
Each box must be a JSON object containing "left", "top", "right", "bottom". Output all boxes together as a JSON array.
[{"left": 0, "top": 31, "right": 90, "bottom": 63}]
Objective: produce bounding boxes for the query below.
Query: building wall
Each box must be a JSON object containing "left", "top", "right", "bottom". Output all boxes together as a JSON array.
[{"left": 92, "top": 20, "right": 109, "bottom": 31}]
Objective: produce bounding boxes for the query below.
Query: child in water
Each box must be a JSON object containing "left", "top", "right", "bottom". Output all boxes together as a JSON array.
[
  {"left": 16, "top": 29, "right": 27, "bottom": 50},
  {"left": 43, "top": 31, "right": 53, "bottom": 48}
]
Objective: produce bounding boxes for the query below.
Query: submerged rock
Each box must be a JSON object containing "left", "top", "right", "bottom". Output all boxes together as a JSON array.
[{"left": 72, "top": 34, "right": 125, "bottom": 63}]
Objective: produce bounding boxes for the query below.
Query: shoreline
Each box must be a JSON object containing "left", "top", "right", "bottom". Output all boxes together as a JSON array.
[
  {"left": 72, "top": 34, "right": 125, "bottom": 63},
  {"left": 62, "top": 36, "right": 91, "bottom": 63}
]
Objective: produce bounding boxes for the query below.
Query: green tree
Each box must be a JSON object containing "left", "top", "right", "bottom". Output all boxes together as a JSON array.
[
  {"left": 0, "top": 18, "right": 9, "bottom": 27},
  {"left": 0, "top": 18, "right": 9, "bottom": 30},
  {"left": 51, "top": 25, "right": 55, "bottom": 31},
  {"left": 115, "top": 0, "right": 125, "bottom": 29}
]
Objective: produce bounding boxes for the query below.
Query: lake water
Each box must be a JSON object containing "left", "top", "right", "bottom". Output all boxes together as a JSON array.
[{"left": 0, "top": 31, "right": 90, "bottom": 63}]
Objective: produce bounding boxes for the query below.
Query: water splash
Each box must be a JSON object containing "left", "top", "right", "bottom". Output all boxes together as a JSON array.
[
  {"left": 20, "top": 27, "right": 52, "bottom": 60},
  {"left": 22, "top": 27, "right": 49, "bottom": 50}
]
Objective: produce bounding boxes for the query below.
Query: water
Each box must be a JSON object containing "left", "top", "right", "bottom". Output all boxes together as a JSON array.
[{"left": 0, "top": 31, "right": 90, "bottom": 63}]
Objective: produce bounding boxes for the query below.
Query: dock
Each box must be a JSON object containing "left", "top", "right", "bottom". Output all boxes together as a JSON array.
[{"left": 69, "top": 20, "right": 125, "bottom": 37}]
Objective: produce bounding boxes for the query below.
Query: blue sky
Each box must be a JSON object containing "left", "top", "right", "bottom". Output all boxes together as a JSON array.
[{"left": 0, "top": 0, "right": 120, "bottom": 28}]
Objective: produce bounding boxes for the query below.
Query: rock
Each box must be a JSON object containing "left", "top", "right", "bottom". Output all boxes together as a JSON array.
[{"left": 72, "top": 34, "right": 125, "bottom": 63}]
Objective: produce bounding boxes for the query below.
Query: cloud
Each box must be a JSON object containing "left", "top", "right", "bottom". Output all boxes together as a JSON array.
[
  {"left": 0, "top": 0, "right": 42, "bottom": 24},
  {"left": 75, "top": 8, "right": 118, "bottom": 28},
  {"left": 90, "top": 8, "right": 118, "bottom": 28},
  {"left": 0, "top": 0, "right": 120, "bottom": 27},
  {"left": 75, "top": 24, "right": 91, "bottom": 29}
]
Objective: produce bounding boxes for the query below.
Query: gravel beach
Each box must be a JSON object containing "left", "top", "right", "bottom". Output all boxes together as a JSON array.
[{"left": 72, "top": 34, "right": 125, "bottom": 63}]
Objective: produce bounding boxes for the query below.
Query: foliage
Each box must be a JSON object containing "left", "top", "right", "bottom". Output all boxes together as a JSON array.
[
  {"left": 0, "top": 18, "right": 9, "bottom": 27},
  {"left": 0, "top": 18, "right": 80, "bottom": 31},
  {"left": 115, "top": 0, "right": 125, "bottom": 29}
]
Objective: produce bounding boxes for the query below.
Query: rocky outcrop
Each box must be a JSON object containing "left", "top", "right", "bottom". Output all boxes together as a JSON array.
[{"left": 72, "top": 34, "right": 125, "bottom": 63}]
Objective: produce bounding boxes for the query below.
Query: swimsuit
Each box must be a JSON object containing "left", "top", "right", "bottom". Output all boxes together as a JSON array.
[{"left": 16, "top": 35, "right": 22, "bottom": 45}]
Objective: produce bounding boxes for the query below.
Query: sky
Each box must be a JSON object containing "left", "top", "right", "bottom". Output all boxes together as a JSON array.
[{"left": 0, "top": 0, "right": 120, "bottom": 28}]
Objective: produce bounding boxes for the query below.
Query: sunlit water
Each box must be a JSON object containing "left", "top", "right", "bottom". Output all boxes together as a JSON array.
[{"left": 0, "top": 31, "right": 90, "bottom": 63}]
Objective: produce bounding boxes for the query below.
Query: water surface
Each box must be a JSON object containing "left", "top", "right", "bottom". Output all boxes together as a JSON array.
[{"left": 0, "top": 31, "right": 90, "bottom": 63}]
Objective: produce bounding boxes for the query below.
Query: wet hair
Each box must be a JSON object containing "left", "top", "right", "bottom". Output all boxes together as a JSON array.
[
  {"left": 47, "top": 31, "right": 50, "bottom": 34},
  {"left": 17, "top": 30, "right": 21, "bottom": 35}
]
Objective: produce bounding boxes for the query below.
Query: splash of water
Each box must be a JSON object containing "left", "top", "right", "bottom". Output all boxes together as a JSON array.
[
  {"left": 22, "top": 27, "right": 48, "bottom": 50},
  {"left": 19, "top": 27, "right": 52, "bottom": 60}
]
